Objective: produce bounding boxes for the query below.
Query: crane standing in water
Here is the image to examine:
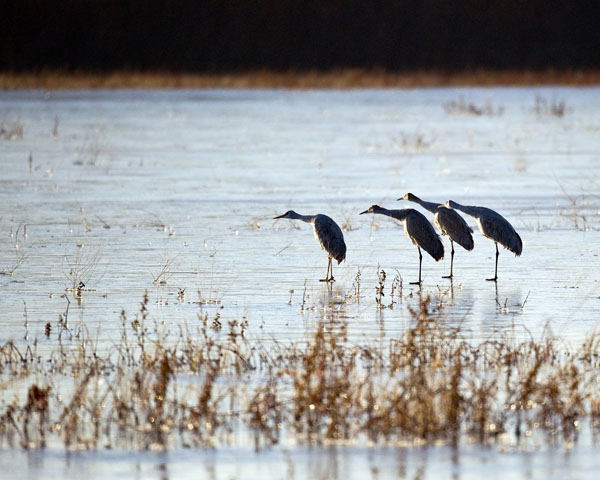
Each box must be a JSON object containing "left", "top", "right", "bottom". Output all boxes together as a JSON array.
[
  {"left": 360, "top": 205, "right": 444, "bottom": 285},
  {"left": 273, "top": 210, "right": 346, "bottom": 283},
  {"left": 400, "top": 193, "right": 474, "bottom": 279},
  {"left": 444, "top": 200, "right": 522, "bottom": 282}
]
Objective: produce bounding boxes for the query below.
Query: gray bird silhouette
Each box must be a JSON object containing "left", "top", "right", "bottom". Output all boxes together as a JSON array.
[
  {"left": 400, "top": 193, "right": 474, "bottom": 279},
  {"left": 445, "top": 200, "right": 522, "bottom": 282},
  {"left": 360, "top": 205, "right": 444, "bottom": 285},
  {"left": 274, "top": 210, "right": 346, "bottom": 282}
]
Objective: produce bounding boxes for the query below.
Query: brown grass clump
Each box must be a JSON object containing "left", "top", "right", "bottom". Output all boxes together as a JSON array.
[
  {"left": 0, "top": 119, "right": 24, "bottom": 139},
  {"left": 443, "top": 97, "right": 505, "bottom": 116},
  {"left": 287, "top": 319, "right": 357, "bottom": 442},
  {"left": 0, "top": 291, "right": 599, "bottom": 451},
  {"left": 246, "top": 369, "right": 282, "bottom": 448},
  {"left": 533, "top": 95, "right": 567, "bottom": 117},
  {"left": 358, "top": 300, "right": 468, "bottom": 443}
]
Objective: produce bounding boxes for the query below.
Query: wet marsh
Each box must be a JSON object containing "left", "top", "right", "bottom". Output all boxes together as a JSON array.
[{"left": 1, "top": 87, "right": 600, "bottom": 478}]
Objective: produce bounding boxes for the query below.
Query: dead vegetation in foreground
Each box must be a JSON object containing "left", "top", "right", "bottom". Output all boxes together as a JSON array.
[{"left": 0, "top": 293, "right": 599, "bottom": 452}]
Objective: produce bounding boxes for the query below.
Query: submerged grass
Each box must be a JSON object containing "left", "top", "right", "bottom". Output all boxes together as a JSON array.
[
  {"left": 0, "top": 118, "right": 24, "bottom": 140},
  {"left": 443, "top": 97, "right": 505, "bottom": 116},
  {"left": 0, "top": 292, "right": 599, "bottom": 451}
]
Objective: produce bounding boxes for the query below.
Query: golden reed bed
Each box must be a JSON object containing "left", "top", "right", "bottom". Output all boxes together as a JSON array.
[{"left": 2, "top": 69, "right": 600, "bottom": 89}]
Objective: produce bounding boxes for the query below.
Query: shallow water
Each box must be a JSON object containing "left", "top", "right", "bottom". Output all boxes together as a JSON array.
[
  {"left": 3, "top": 439, "right": 600, "bottom": 480},
  {"left": 1, "top": 87, "right": 600, "bottom": 478}
]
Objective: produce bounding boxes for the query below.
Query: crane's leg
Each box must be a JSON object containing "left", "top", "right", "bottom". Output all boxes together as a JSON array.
[
  {"left": 320, "top": 257, "right": 334, "bottom": 282},
  {"left": 486, "top": 243, "right": 499, "bottom": 282},
  {"left": 410, "top": 247, "right": 423, "bottom": 285},
  {"left": 443, "top": 240, "right": 455, "bottom": 279},
  {"left": 328, "top": 257, "right": 335, "bottom": 282}
]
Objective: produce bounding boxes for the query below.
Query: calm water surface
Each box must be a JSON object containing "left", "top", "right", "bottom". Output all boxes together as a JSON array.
[{"left": 1, "top": 88, "right": 599, "bottom": 478}]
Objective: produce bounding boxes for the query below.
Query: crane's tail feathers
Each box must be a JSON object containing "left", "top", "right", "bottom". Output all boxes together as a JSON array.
[
  {"left": 504, "top": 232, "right": 523, "bottom": 256},
  {"left": 459, "top": 236, "right": 475, "bottom": 251},
  {"left": 426, "top": 241, "right": 444, "bottom": 262},
  {"left": 502, "top": 243, "right": 522, "bottom": 256}
]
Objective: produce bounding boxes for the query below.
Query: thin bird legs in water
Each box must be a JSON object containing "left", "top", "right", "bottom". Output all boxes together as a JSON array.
[
  {"left": 414, "top": 247, "right": 424, "bottom": 286},
  {"left": 360, "top": 205, "right": 444, "bottom": 286},
  {"left": 323, "top": 256, "right": 335, "bottom": 283},
  {"left": 273, "top": 210, "right": 347, "bottom": 283},
  {"left": 490, "top": 242, "right": 501, "bottom": 282}
]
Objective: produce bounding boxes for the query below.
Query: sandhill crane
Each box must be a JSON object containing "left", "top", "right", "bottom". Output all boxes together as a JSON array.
[
  {"left": 360, "top": 205, "right": 444, "bottom": 285},
  {"left": 400, "top": 193, "right": 474, "bottom": 279},
  {"left": 273, "top": 210, "right": 346, "bottom": 283},
  {"left": 444, "top": 200, "right": 522, "bottom": 282}
]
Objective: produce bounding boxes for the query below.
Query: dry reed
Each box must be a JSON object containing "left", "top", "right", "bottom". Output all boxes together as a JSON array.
[
  {"left": 2, "top": 69, "right": 600, "bottom": 90},
  {"left": 0, "top": 290, "right": 599, "bottom": 452}
]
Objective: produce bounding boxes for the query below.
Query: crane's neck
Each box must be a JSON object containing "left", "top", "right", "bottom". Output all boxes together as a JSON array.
[
  {"left": 287, "top": 211, "right": 316, "bottom": 223},
  {"left": 447, "top": 200, "right": 479, "bottom": 217},
  {"left": 408, "top": 196, "right": 440, "bottom": 214},
  {"left": 372, "top": 207, "right": 410, "bottom": 221}
]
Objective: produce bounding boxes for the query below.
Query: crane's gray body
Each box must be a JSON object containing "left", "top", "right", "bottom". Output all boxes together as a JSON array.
[
  {"left": 360, "top": 205, "right": 443, "bottom": 285},
  {"left": 361, "top": 205, "right": 444, "bottom": 285},
  {"left": 403, "top": 193, "right": 474, "bottom": 251},
  {"left": 445, "top": 199, "right": 522, "bottom": 281},
  {"left": 273, "top": 210, "right": 346, "bottom": 282},
  {"left": 311, "top": 214, "right": 347, "bottom": 264},
  {"left": 446, "top": 201, "right": 522, "bottom": 255},
  {"left": 361, "top": 205, "right": 444, "bottom": 261}
]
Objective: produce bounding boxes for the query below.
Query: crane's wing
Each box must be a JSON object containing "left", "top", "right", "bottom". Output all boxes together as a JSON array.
[
  {"left": 405, "top": 211, "right": 444, "bottom": 261},
  {"left": 480, "top": 214, "right": 523, "bottom": 256},
  {"left": 313, "top": 215, "right": 347, "bottom": 263},
  {"left": 435, "top": 208, "right": 474, "bottom": 251}
]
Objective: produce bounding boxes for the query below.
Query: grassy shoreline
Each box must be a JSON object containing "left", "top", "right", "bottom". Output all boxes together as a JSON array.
[{"left": 2, "top": 69, "right": 600, "bottom": 90}]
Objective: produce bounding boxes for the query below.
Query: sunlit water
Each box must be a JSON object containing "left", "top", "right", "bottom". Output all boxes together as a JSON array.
[{"left": 1, "top": 87, "right": 600, "bottom": 478}]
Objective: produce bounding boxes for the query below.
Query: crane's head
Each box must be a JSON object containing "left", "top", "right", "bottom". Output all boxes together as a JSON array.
[
  {"left": 274, "top": 210, "right": 299, "bottom": 220},
  {"left": 444, "top": 200, "right": 459, "bottom": 209},
  {"left": 359, "top": 205, "right": 383, "bottom": 215},
  {"left": 398, "top": 192, "right": 419, "bottom": 202}
]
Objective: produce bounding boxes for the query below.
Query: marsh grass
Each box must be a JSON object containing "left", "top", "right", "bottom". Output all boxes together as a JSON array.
[
  {"left": 2, "top": 70, "right": 600, "bottom": 90},
  {"left": 533, "top": 95, "right": 567, "bottom": 117},
  {"left": 0, "top": 252, "right": 27, "bottom": 277},
  {"left": 151, "top": 254, "right": 179, "bottom": 286},
  {"left": 349, "top": 268, "right": 361, "bottom": 298},
  {"left": 1, "top": 225, "right": 28, "bottom": 277},
  {"left": 391, "top": 131, "right": 433, "bottom": 152},
  {"left": 64, "top": 245, "right": 102, "bottom": 295},
  {"left": 374, "top": 266, "right": 387, "bottom": 309},
  {"left": 443, "top": 97, "right": 504, "bottom": 116},
  {"left": 74, "top": 126, "right": 112, "bottom": 170},
  {"left": 0, "top": 118, "right": 24, "bottom": 140},
  {"left": 52, "top": 116, "right": 59, "bottom": 138},
  {"left": 555, "top": 181, "right": 595, "bottom": 231},
  {"left": 0, "top": 291, "right": 599, "bottom": 452}
]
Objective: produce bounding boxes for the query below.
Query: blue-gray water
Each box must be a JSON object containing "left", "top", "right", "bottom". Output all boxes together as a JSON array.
[{"left": 1, "top": 88, "right": 599, "bottom": 478}]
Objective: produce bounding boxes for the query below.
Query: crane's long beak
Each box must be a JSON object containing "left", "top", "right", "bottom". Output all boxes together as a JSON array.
[
  {"left": 273, "top": 213, "right": 286, "bottom": 219},
  {"left": 359, "top": 209, "right": 370, "bottom": 215}
]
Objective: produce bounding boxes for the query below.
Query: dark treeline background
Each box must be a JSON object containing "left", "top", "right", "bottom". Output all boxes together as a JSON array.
[{"left": 1, "top": 0, "right": 598, "bottom": 72}]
